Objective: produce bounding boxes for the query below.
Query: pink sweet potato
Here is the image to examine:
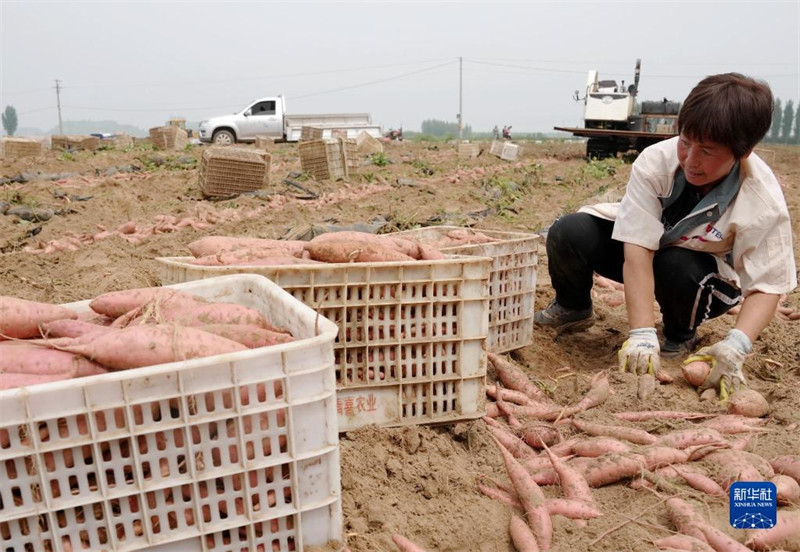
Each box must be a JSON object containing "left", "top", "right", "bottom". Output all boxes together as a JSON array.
[
  {"left": 745, "top": 509, "right": 800, "bottom": 551},
  {"left": 641, "top": 446, "right": 690, "bottom": 470},
  {"left": 771, "top": 455, "right": 800, "bottom": 483},
  {"left": 544, "top": 498, "right": 603, "bottom": 520},
  {"left": 488, "top": 352, "right": 550, "bottom": 403},
  {"left": 0, "top": 296, "right": 78, "bottom": 340},
  {"left": 509, "top": 513, "right": 540, "bottom": 552},
  {"left": 672, "top": 465, "right": 726, "bottom": 497},
  {"left": 173, "top": 303, "right": 273, "bottom": 330},
  {"left": 654, "top": 534, "right": 715, "bottom": 552},
  {"left": 0, "top": 372, "right": 73, "bottom": 390},
  {"left": 90, "top": 287, "right": 207, "bottom": 318},
  {"left": 580, "top": 454, "right": 645, "bottom": 487},
  {"left": 304, "top": 239, "right": 415, "bottom": 263},
  {"left": 572, "top": 419, "right": 657, "bottom": 445},
  {"left": 700, "top": 414, "right": 770, "bottom": 435},
  {"left": 542, "top": 443, "right": 594, "bottom": 504},
  {"left": 614, "top": 411, "right": 714, "bottom": 422},
  {"left": 39, "top": 318, "right": 113, "bottom": 339},
  {"left": 0, "top": 345, "right": 108, "bottom": 377},
  {"left": 197, "top": 324, "right": 294, "bottom": 348},
  {"left": 485, "top": 419, "right": 536, "bottom": 459},
  {"left": 391, "top": 534, "right": 429, "bottom": 552},
  {"left": 493, "top": 436, "right": 553, "bottom": 550},
  {"left": 656, "top": 428, "right": 727, "bottom": 449},
  {"left": 572, "top": 437, "right": 631, "bottom": 457},
  {"left": 53, "top": 325, "right": 247, "bottom": 370},
  {"left": 665, "top": 497, "right": 709, "bottom": 543},
  {"left": 187, "top": 236, "right": 306, "bottom": 258},
  {"left": 771, "top": 474, "right": 800, "bottom": 505},
  {"left": 681, "top": 360, "right": 711, "bottom": 387},
  {"left": 727, "top": 389, "right": 769, "bottom": 418}
]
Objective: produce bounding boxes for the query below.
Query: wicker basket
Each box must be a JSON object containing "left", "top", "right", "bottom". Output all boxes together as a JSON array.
[
  {"left": 299, "top": 139, "right": 349, "bottom": 180},
  {"left": 2, "top": 137, "right": 42, "bottom": 159},
  {"left": 339, "top": 137, "right": 360, "bottom": 170},
  {"left": 149, "top": 126, "right": 188, "bottom": 150},
  {"left": 300, "top": 126, "right": 324, "bottom": 142},
  {"left": 458, "top": 143, "right": 480, "bottom": 160},
  {"left": 199, "top": 146, "right": 271, "bottom": 198},
  {"left": 355, "top": 131, "right": 384, "bottom": 154},
  {"left": 51, "top": 135, "right": 99, "bottom": 151}
]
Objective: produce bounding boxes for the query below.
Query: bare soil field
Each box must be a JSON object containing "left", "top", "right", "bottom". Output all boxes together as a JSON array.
[{"left": 1, "top": 138, "right": 798, "bottom": 552}]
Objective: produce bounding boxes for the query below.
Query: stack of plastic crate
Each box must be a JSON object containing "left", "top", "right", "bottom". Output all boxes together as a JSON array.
[
  {"left": 300, "top": 126, "right": 324, "bottom": 142},
  {"left": 51, "top": 135, "right": 100, "bottom": 151},
  {"left": 199, "top": 146, "right": 271, "bottom": 198},
  {"left": 0, "top": 274, "right": 342, "bottom": 552}
]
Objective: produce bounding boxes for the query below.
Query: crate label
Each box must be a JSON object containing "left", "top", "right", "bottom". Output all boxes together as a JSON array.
[{"left": 337, "top": 387, "right": 398, "bottom": 430}]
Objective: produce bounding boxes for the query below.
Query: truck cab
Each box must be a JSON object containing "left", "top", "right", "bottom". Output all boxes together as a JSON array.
[{"left": 198, "top": 97, "right": 286, "bottom": 145}]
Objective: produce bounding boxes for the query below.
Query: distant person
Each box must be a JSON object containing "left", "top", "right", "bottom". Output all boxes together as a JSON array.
[
  {"left": 502, "top": 126, "right": 512, "bottom": 140},
  {"left": 534, "top": 72, "right": 796, "bottom": 399},
  {"left": 492, "top": 125, "right": 500, "bottom": 140}
]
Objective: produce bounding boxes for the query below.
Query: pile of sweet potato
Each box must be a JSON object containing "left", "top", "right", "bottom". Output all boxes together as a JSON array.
[
  {"left": 0, "top": 287, "right": 294, "bottom": 390},
  {"left": 479, "top": 353, "right": 800, "bottom": 551},
  {"left": 185, "top": 232, "right": 447, "bottom": 267}
]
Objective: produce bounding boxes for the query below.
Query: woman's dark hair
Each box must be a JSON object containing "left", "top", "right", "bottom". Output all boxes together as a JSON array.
[{"left": 677, "top": 73, "right": 773, "bottom": 159}]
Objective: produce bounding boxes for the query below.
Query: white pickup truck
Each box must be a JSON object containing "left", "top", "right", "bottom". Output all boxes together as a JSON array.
[{"left": 197, "top": 96, "right": 383, "bottom": 145}]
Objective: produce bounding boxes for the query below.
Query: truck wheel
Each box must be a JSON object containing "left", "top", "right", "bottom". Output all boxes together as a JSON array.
[{"left": 213, "top": 130, "right": 235, "bottom": 146}]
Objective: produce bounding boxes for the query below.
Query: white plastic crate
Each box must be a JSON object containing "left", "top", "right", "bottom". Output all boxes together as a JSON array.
[
  {"left": 156, "top": 256, "right": 491, "bottom": 431},
  {"left": 489, "top": 140, "right": 519, "bottom": 161},
  {"left": 0, "top": 275, "right": 342, "bottom": 552},
  {"left": 393, "top": 227, "right": 540, "bottom": 353}
]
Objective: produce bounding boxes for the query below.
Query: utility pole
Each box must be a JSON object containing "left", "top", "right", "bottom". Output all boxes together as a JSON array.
[
  {"left": 54, "top": 79, "right": 63, "bottom": 134},
  {"left": 457, "top": 57, "right": 463, "bottom": 141}
]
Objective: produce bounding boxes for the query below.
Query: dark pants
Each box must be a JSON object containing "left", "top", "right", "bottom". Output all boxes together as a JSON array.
[{"left": 545, "top": 213, "right": 741, "bottom": 341}]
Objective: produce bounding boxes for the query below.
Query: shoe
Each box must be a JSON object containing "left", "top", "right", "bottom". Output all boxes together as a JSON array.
[
  {"left": 534, "top": 301, "right": 594, "bottom": 333},
  {"left": 661, "top": 333, "right": 700, "bottom": 358}
]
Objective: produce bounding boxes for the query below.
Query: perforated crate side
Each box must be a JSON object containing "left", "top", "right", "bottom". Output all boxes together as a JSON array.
[
  {"left": 299, "top": 140, "right": 347, "bottom": 180},
  {"left": 0, "top": 275, "right": 342, "bottom": 552},
  {"left": 200, "top": 148, "right": 271, "bottom": 197},
  {"left": 155, "top": 256, "right": 491, "bottom": 430},
  {"left": 392, "top": 226, "right": 540, "bottom": 353}
]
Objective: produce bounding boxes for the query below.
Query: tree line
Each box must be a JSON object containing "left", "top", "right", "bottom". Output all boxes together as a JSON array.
[{"left": 765, "top": 98, "right": 800, "bottom": 144}]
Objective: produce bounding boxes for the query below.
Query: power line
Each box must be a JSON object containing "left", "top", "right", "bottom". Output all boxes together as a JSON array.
[
  {"left": 292, "top": 60, "right": 457, "bottom": 100},
  {"left": 63, "top": 104, "right": 241, "bottom": 113}
]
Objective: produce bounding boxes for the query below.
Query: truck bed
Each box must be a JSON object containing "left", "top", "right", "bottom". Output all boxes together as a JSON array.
[{"left": 553, "top": 126, "right": 677, "bottom": 139}]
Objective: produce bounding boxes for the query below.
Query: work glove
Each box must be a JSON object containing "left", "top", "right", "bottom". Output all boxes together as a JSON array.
[
  {"left": 689, "top": 329, "right": 751, "bottom": 400},
  {"left": 618, "top": 327, "right": 660, "bottom": 376}
]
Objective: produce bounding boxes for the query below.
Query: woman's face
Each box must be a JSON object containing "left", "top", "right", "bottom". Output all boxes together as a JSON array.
[{"left": 677, "top": 134, "right": 737, "bottom": 186}]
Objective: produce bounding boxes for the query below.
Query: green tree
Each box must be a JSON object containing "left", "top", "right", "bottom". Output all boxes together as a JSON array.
[
  {"left": 419, "top": 118, "right": 472, "bottom": 138},
  {"left": 794, "top": 101, "right": 800, "bottom": 144},
  {"left": 769, "top": 99, "right": 782, "bottom": 142},
  {"left": 1, "top": 105, "right": 18, "bottom": 136},
  {"left": 780, "top": 100, "right": 794, "bottom": 143}
]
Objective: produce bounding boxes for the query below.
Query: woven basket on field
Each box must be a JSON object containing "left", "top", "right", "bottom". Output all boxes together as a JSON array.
[
  {"left": 51, "top": 135, "right": 99, "bottom": 151},
  {"left": 199, "top": 146, "right": 271, "bottom": 198},
  {"left": 355, "top": 131, "right": 384, "bottom": 155},
  {"left": 2, "top": 137, "right": 42, "bottom": 159},
  {"left": 149, "top": 126, "right": 188, "bottom": 151},
  {"left": 299, "top": 139, "right": 350, "bottom": 180}
]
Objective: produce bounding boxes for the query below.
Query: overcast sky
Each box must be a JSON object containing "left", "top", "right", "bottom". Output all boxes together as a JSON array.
[{"left": 1, "top": 1, "right": 799, "bottom": 135}]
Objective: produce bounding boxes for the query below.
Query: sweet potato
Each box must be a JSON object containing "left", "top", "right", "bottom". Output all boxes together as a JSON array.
[
  {"left": 486, "top": 384, "right": 535, "bottom": 406},
  {"left": 509, "top": 513, "right": 541, "bottom": 552},
  {"left": 727, "top": 389, "right": 769, "bottom": 418},
  {"left": 542, "top": 443, "right": 594, "bottom": 504},
  {"left": 572, "top": 419, "right": 657, "bottom": 445},
  {"left": 91, "top": 287, "right": 207, "bottom": 319},
  {"left": 0, "top": 345, "right": 108, "bottom": 377},
  {"left": 695, "top": 524, "right": 751, "bottom": 552},
  {"left": 700, "top": 414, "right": 770, "bottom": 434},
  {"left": 39, "top": 318, "right": 113, "bottom": 339},
  {"left": 637, "top": 372, "right": 656, "bottom": 400},
  {"left": 187, "top": 237, "right": 306, "bottom": 258},
  {"left": 493, "top": 436, "right": 552, "bottom": 550},
  {"left": 656, "top": 428, "right": 727, "bottom": 449},
  {"left": 477, "top": 482, "right": 522, "bottom": 510},
  {"left": 572, "top": 437, "right": 631, "bottom": 457},
  {"left": 681, "top": 360, "right": 711, "bottom": 387},
  {"left": 391, "top": 534, "right": 428, "bottom": 552},
  {"left": 0, "top": 372, "right": 73, "bottom": 390},
  {"left": 488, "top": 352, "right": 551, "bottom": 403},
  {"left": 771, "top": 474, "right": 800, "bottom": 505},
  {"left": 771, "top": 455, "right": 800, "bottom": 483},
  {"left": 654, "top": 534, "right": 715, "bottom": 552},
  {"left": 173, "top": 303, "right": 273, "bottom": 330},
  {"left": 0, "top": 296, "right": 78, "bottom": 340},
  {"left": 544, "top": 498, "right": 602, "bottom": 520},
  {"left": 672, "top": 465, "right": 726, "bottom": 497},
  {"left": 197, "top": 324, "right": 294, "bottom": 348},
  {"left": 580, "top": 453, "right": 645, "bottom": 487},
  {"left": 53, "top": 325, "right": 247, "bottom": 370},
  {"left": 485, "top": 419, "right": 536, "bottom": 459},
  {"left": 304, "top": 239, "right": 415, "bottom": 263},
  {"left": 614, "top": 411, "right": 714, "bottom": 422},
  {"left": 641, "top": 446, "right": 690, "bottom": 470},
  {"left": 665, "top": 497, "right": 709, "bottom": 543},
  {"left": 519, "top": 423, "right": 560, "bottom": 449},
  {"left": 745, "top": 509, "right": 800, "bottom": 551}
]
